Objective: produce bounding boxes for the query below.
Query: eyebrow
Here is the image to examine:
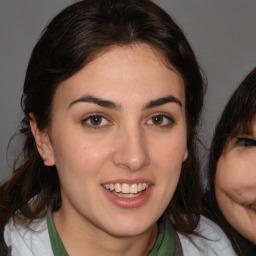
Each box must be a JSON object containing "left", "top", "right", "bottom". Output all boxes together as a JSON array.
[
  {"left": 68, "top": 94, "right": 182, "bottom": 110},
  {"left": 68, "top": 95, "right": 121, "bottom": 110},
  {"left": 143, "top": 95, "right": 182, "bottom": 110}
]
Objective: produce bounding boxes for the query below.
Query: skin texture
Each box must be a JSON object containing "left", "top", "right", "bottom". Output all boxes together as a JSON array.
[
  {"left": 30, "top": 44, "right": 188, "bottom": 256},
  {"left": 215, "top": 117, "right": 256, "bottom": 245}
]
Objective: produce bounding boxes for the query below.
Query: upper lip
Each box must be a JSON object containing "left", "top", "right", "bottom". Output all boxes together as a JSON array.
[{"left": 101, "top": 178, "right": 153, "bottom": 185}]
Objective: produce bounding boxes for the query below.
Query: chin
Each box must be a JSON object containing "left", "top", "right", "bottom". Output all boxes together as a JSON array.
[{"left": 102, "top": 218, "right": 155, "bottom": 237}]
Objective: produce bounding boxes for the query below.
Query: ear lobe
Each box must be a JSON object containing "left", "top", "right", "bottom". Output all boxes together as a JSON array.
[
  {"left": 182, "top": 147, "right": 188, "bottom": 162},
  {"left": 29, "top": 113, "right": 55, "bottom": 166}
]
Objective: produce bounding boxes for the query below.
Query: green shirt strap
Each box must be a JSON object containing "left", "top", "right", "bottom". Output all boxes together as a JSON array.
[
  {"left": 148, "top": 214, "right": 183, "bottom": 256},
  {"left": 47, "top": 212, "right": 69, "bottom": 256}
]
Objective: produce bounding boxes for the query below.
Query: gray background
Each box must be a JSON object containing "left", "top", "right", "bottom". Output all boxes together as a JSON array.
[{"left": 0, "top": 0, "right": 255, "bottom": 182}]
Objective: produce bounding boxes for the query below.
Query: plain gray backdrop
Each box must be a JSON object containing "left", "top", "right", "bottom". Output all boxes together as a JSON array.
[{"left": 0, "top": 0, "right": 255, "bottom": 181}]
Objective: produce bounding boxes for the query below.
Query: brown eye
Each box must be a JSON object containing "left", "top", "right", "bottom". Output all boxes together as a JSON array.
[
  {"left": 146, "top": 114, "right": 174, "bottom": 127},
  {"left": 152, "top": 115, "right": 164, "bottom": 125},
  {"left": 82, "top": 114, "right": 110, "bottom": 129},
  {"left": 90, "top": 115, "right": 102, "bottom": 125}
]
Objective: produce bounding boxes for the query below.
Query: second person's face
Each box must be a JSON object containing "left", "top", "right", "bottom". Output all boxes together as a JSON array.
[{"left": 44, "top": 44, "right": 187, "bottom": 238}]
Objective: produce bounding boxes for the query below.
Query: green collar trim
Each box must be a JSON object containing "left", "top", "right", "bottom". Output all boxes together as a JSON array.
[
  {"left": 148, "top": 214, "right": 182, "bottom": 256},
  {"left": 47, "top": 212, "right": 69, "bottom": 256},
  {"left": 47, "top": 212, "right": 182, "bottom": 256}
]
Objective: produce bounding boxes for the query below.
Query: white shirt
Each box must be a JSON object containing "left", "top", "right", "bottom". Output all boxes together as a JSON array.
[
  {"left": 4, "top": 217, "right": 54, "bottom": 256},
  {"left": 178, "top": 216, "right": 237, "bottom": 256}
]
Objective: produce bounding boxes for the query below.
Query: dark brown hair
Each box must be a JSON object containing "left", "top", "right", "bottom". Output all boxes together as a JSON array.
[
  {"left": 203, "top": 67, "right": 256, "bottom": 255},
  {"left": 0, "top": 0, "right": 205, "bottom": 236}
]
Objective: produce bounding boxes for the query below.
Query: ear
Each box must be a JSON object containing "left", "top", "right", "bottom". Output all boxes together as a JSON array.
[
  {"left": 29, "top": 113, "right": 55, "bottom": 166},
  {"left": 182, "top": 147, "right": 188, "bottom": 162}
]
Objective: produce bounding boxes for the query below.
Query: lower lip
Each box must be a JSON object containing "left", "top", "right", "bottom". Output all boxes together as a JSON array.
[{"left": 102, "top": 186, "right": 153, "bottom": 208}]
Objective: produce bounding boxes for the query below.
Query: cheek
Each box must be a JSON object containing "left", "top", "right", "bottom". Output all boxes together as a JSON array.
[
  {"left": 152, "top": 135, "right": 186, "bottom": 179},
  {"left": 52, "top": 132, "right": 111, "bottom": 176},
  {"left": 157, "top": 135, "right": 187, "bottom": 162},
  {"left": 215, "top": 156, "right": 238, "bottom": 192},
  {"left": 215, "top": 158, "right": 234, "bottom": 211},
  {"left": 215, "top": 153, "right": 256, "bottom": 193}
]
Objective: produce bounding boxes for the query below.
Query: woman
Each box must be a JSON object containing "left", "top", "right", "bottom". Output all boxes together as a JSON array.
[
  {"left": 0, "top": 0, "right": 235, "bottom": 255},
  {"left": 203, "top": 67, "right": 256, "bottom": 255}
]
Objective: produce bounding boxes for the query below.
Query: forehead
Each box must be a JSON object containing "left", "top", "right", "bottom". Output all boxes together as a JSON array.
[{"left": 53, "top": 44, "right": 185, "bottom": 107}]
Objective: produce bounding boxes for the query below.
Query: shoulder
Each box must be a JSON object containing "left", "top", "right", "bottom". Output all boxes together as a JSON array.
[
  {"left": 3, "top": 216, "right": 53, "bottom": 256},
  {"left": 177, "top": 215, "right": 237, "bottom": 256}
]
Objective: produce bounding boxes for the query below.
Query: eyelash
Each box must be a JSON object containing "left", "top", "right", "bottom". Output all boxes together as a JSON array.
[
  {"left": 235, "top": 137, "right": 256, "bottom": 147},
  {"left": 81, "top": 113, "right": 174, "bottom": 129}
]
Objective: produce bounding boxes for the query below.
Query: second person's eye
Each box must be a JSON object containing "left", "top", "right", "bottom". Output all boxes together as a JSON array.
[{"left": 235, "top": 137, "right": 256, "bottom": 147}]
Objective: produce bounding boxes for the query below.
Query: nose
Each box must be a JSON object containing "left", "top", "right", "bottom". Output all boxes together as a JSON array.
[{"left": 112, "top": 126, "right": 150, "bottom": 171}]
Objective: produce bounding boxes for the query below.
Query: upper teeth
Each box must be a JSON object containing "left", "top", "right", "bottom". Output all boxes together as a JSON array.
[{"left": 103, "top": 183, "right": 149, "bottom": 194}]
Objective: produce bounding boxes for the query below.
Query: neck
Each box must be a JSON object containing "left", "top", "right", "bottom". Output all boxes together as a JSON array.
[{"left": 53, "top": 209, "right": 158, "bottom": 256}]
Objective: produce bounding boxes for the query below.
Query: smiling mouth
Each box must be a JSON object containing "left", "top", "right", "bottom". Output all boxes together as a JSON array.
[{"left": 103, "top": 183, "right": 149, "bottom": 198}]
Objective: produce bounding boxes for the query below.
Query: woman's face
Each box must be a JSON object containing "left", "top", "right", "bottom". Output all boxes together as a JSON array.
[
  {"left": 215, "top": 117, "right": 256, "bottom": 244},
  {"left": 39, "top": 44, "right": 187, "bottom": 237}
]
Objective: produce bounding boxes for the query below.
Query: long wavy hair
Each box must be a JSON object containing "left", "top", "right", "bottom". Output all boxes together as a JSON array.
[
  {"left": 203, "top": 67, "right": 256, "bottom": 255},
  {"left": 0, "top": 0, "right": 205, "bottom": 236}
]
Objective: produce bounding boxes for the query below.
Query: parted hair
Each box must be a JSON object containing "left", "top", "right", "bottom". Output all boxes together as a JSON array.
[{"left": 0, "top": 0, "right": 205, "bottom": 236}]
